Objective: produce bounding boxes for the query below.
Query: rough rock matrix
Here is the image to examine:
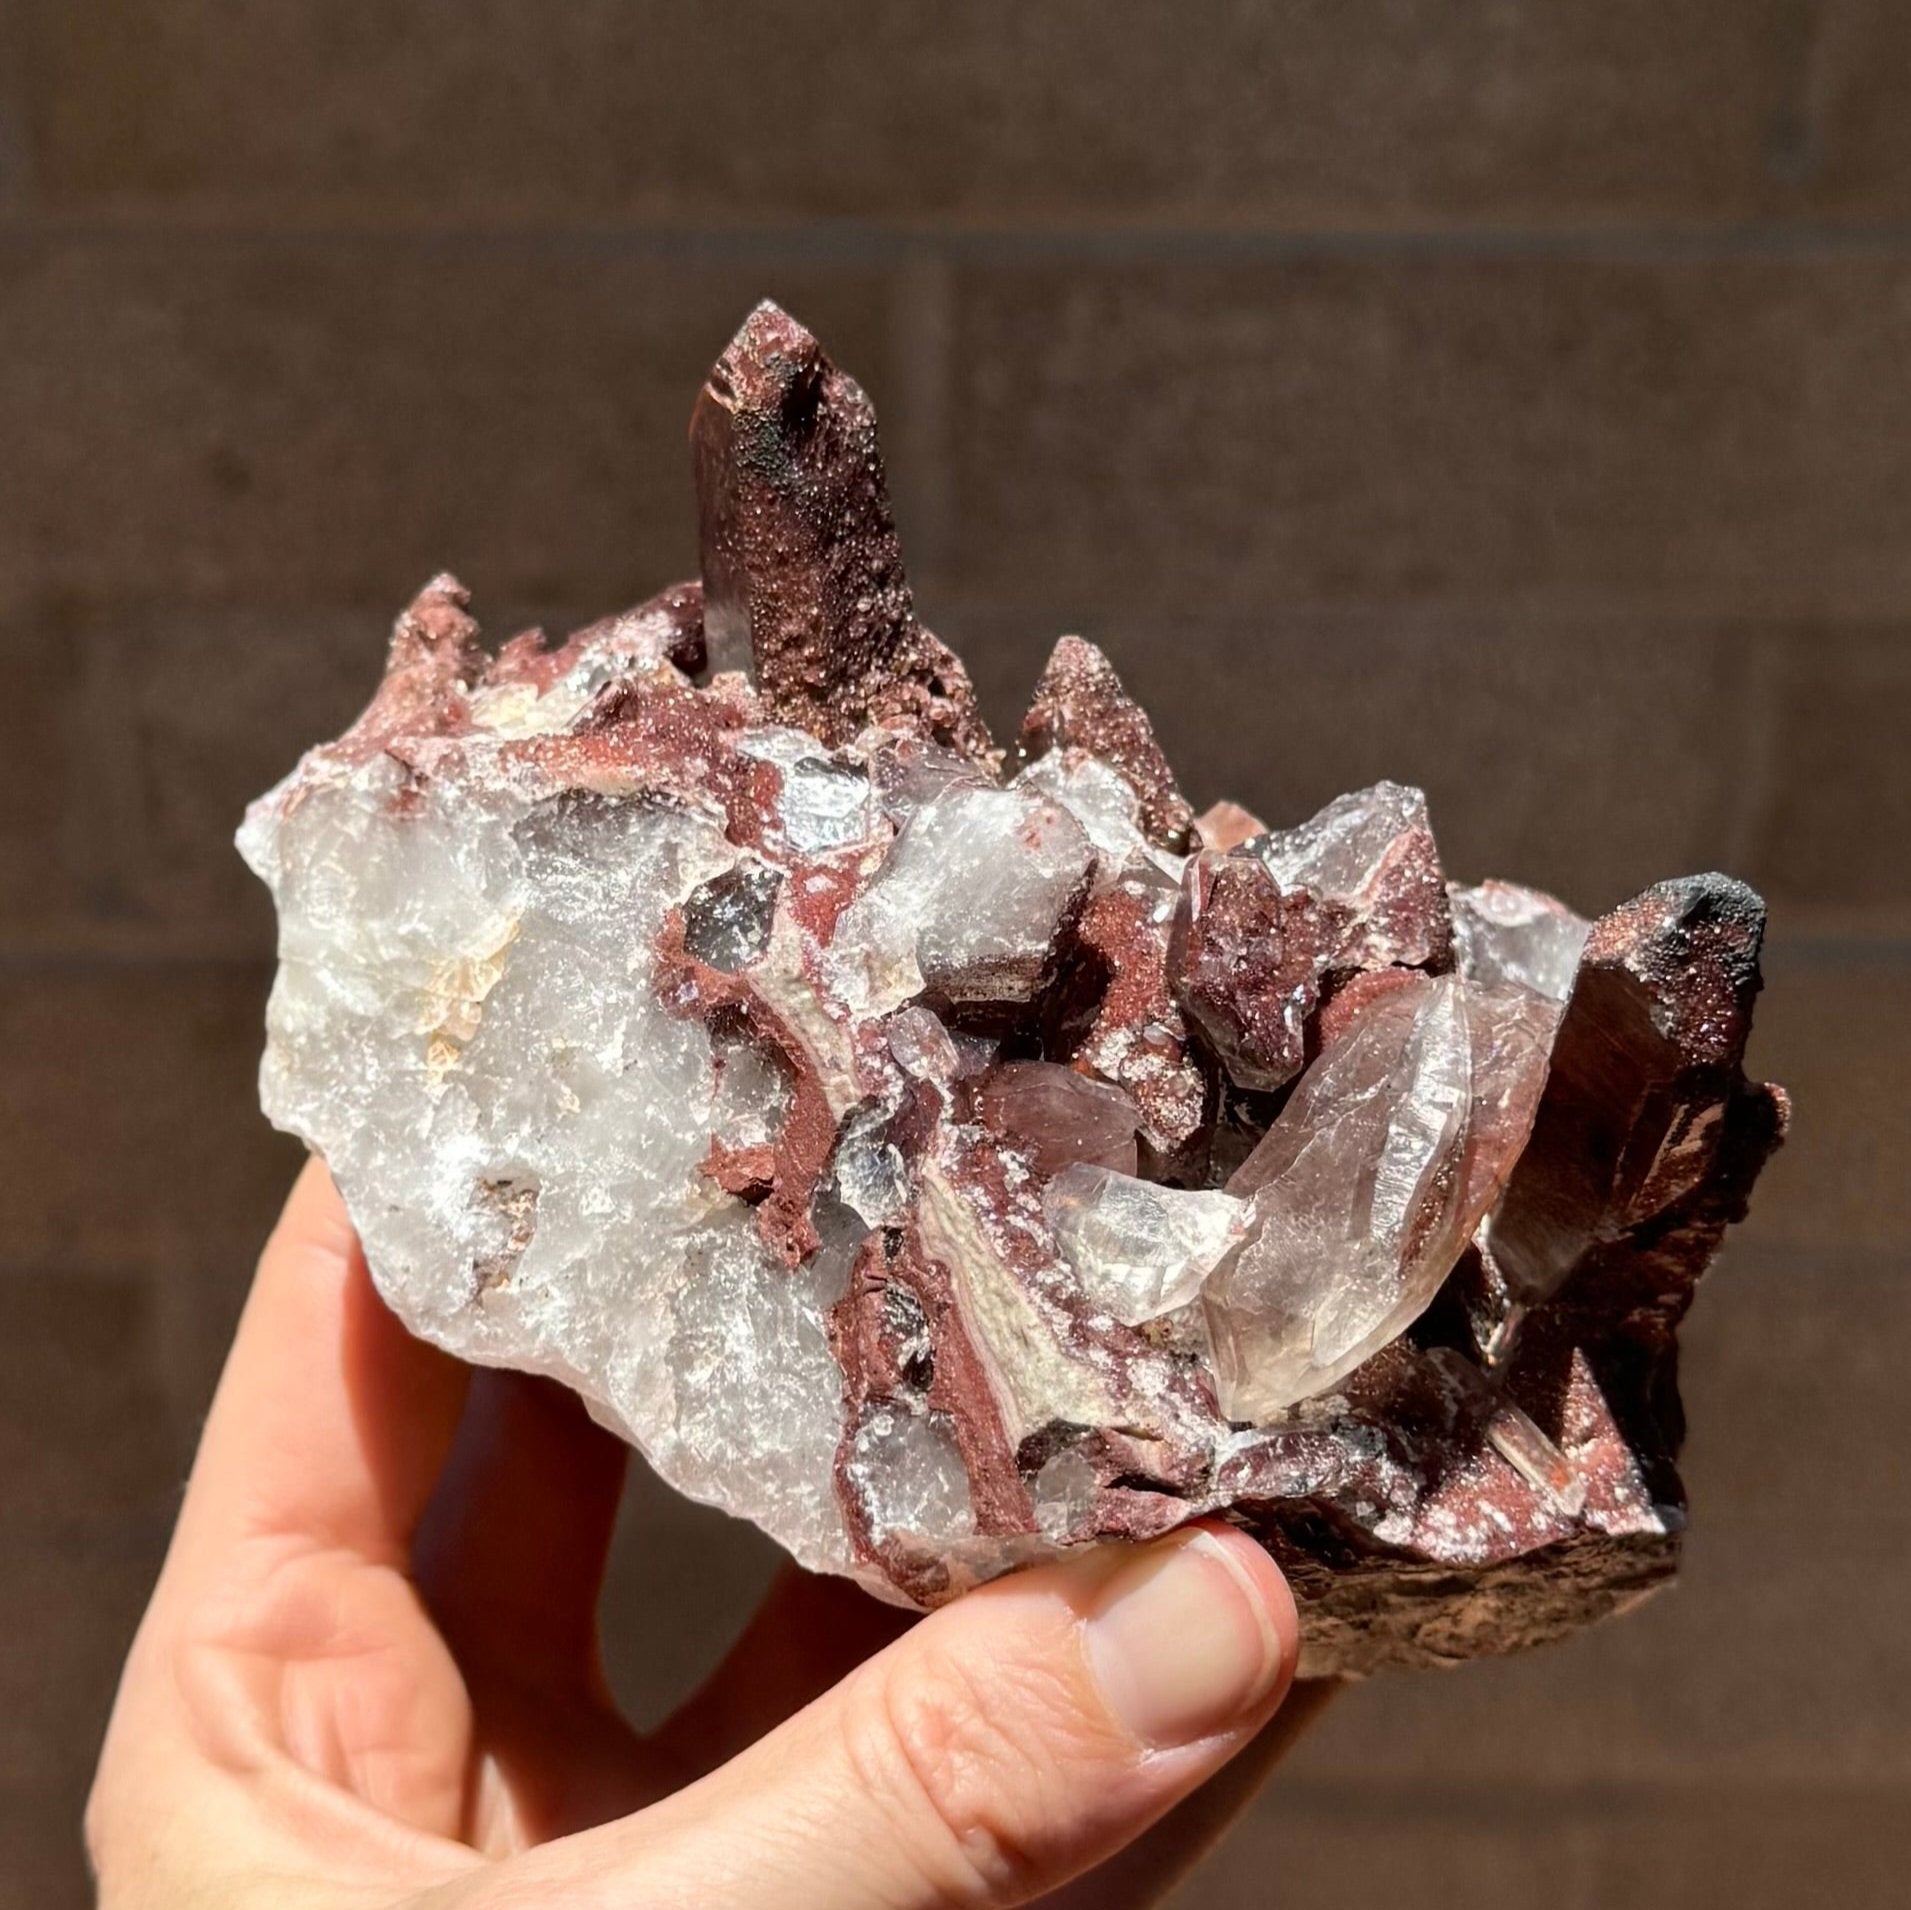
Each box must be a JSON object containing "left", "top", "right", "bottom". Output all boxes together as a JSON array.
[{"left": 241, "top": 303, "right": 1787, "bottom": 1674}]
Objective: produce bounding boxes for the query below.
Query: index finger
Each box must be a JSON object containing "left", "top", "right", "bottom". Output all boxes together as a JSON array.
[{"left": 167, "top": 1156, "right": 471, "bottom": 1585}]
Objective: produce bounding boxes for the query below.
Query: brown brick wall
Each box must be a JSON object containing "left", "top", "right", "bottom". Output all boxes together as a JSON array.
[{"left": 1, "top": 5, "right": 1905, "bottom": 1904}]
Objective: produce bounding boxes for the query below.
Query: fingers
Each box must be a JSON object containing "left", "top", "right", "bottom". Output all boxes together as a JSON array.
[
  {"left": 414, "top": 1370, "right": 630, "bottom": 1693},
  {"left": 449, "top": 1522, "right": 1300, "bottom": 1910},
  {"left": 412, "top": 1371, "right": 659, "bottom": 1847},
  {"left": 95, "top": 1160, "right": 479, "bottom": 1876},
  {"left": 171, "top": 1158, "right": 471, "bottom": 1582},
  {"left": 644, "top": 1562, "right": 917, "bottom": 1783}
]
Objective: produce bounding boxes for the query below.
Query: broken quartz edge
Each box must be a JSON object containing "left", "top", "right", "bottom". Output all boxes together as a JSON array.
[{"left": 235, "top": 299, "right": 1787, "bottom": 1673}]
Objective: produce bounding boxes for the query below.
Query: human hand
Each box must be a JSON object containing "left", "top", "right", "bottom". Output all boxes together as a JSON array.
[{"left": 89, "top": 1160, "right": 1326, "bottom": 1908}]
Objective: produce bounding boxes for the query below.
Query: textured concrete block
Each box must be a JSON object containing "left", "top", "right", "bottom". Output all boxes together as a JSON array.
[
  {"left": 0, "top": 238, "right": 892, "bottom": 615},
  {"left": 17, "top": 2, "right": 1909, "bottom": 231},
  {"left": 944, "top": 259, "right": 1911, "bottom": 619}
]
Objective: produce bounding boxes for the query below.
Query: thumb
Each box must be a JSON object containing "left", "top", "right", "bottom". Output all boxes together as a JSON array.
[{"left": 454, "top": 1522, "right": 1299, "bottom": 1909}]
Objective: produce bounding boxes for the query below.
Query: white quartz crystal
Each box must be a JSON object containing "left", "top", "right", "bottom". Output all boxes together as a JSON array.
[
  {"left": 240, "top": 745, "right": 857, "bottom": 1574},
  {"left": 829, "top": 1105, "right": 912, "bottom": 1228},
  {"left": 1045, "top": 1165, "right": 1246, "bottom": 1324},
  {"left": 1032, "top": 1446, "right": 1102, "bottom": 1541},
  {"left": 846, "top": 1406, "right": 978, "bottom": 1548},
  {"left": 829, "top": 782, "right": 1094, "bottom": 1011},
  {"left": 656, "top": 1210, "right": 854, "bottom": 1569},
  {"left": 1012, "top": 751, "right": 1184, "bottom": 884},
  {"left": 1249, "top": 780, "right": 1444, "bottom": 967},
  {"left": 885, "top": 1003, "right": 964, "bottom": 1083},
  {"left": 1252, "top": 779, "right": 1424, "bottom": 892},
  {"left": 710, "top": 1031, "right": 793, "bottom": 1143},
  {"left": 737, "top": 727, "right": 878, "bottom": 853},
  {"left": 1450, "top": 879, "right": 1590, "bottom": 1004}
]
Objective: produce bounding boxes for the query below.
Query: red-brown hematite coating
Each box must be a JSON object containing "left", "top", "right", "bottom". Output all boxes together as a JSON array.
[
  {"left": 1490, "top": 874, "right": 1775, "bottom": 1308},
  {"left": 1169, "top": 850, "right": 1330, "bottom": 1093},
  {"left": 1230, "top": 872, "right": 1788, "bottom": 1673},
  {"left": 827, "top": 1217, "right": 1037, "bottom": 1605},
  {"left": 690, "top": 301, "right": 995, "bottom": 763},
  {"left": 1020, "top": 635, "right": 1195, "bottom": 850},
  {"left": 1048, "top": 875, "right": 1209, "bottom": 1164}
]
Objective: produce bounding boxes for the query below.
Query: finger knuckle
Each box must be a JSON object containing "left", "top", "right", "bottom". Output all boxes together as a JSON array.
[{"left": 839, "top": 1646, "right": 1086, "bottom": 1906}]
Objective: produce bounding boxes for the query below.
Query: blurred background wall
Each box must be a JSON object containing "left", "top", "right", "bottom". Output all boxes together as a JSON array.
[{"left": 2, "top": 5, "right": 1907, "bottom": 1904}]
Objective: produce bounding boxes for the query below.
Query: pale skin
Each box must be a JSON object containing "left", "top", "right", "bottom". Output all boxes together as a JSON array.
[{"left": 88, "top": 1161, "right": 1335, "bottom": 1907}]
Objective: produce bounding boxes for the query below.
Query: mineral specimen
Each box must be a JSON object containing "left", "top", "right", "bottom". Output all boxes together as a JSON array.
[{"left": 241, "top": 302, "right": 1787, "bottom": 1674}]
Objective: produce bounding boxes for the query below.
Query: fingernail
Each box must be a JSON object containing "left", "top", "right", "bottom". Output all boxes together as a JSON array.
[{"left": 1084, "top": 1529, "right": 1285, "bottom": 1749}]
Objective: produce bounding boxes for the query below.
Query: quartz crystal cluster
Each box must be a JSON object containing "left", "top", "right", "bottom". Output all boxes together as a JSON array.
[{"left": 241, "top": 303, "right": 1788, "bottom": 1673}]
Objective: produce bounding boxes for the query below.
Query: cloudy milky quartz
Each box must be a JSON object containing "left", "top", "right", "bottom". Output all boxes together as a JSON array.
[{"left": 235, "top": 294, "right": 1788, "bottom": 1636}]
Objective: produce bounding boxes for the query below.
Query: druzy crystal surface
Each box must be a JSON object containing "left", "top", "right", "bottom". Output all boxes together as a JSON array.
[{"left": 241, "top": 303, "right": 1788, "bottom": 1673}]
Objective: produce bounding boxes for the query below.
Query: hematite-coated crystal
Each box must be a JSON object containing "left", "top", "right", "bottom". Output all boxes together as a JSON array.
[
  {"left": 1170, "top": 850, "right": 1328, "bottom": 1093},
  {"left": 972, "top": 1061, "right": 1142, "bottom": 1179},
  {"left": 1250, "top": 781, "right": 1450, "bottom": 972},
  {"left": 1021, "top": 636, "right": 1194, "bottom": 852},
  {"left": 691, "top": 301, "right": 993, "bottom": 763},
  {"left": 241, "top": 303, "right": 1787, "bottom": 1673}
]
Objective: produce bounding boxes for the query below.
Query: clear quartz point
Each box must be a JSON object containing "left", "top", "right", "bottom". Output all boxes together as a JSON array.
[
  {"left": 779, "top": 757, "right": 876, "bottom": 853},
  {"left": 710, "top": 1031, "right": 792, "bottom": 1145},
  {"left": 1032, "top": 1446, "right": 1101, "bottom": 1542},
  {"left": 1011, "top": 750, "right": 1183, "bottom": 882},
  {"left": 830, "top": 1104, "right": 911, "bottom": 1227},
  {"left": 1455, "top": 980, "right": 1560, "bottom": 1221},
  {"left": 1209, "top": 969, "right": 1552, "bottom": 1421},
  {"left": 847, "top": 1405, "right": 977, "bottom": 1547},
  {"left": 1208, "top": 975, "right": 1471, "bottom": 1417},
  {"left": 1248, "top": 780, "right": 1445, "bottom": 967},
  {"left": 1045, "top": 1164, "right": 1246, "bottom": 1324},
  {"left": 885, "top": 1003, "right": 963, "bottom": 1084},
  {"left": 1487, "top": 1403, "right": 1588, "bottom": 1516},
  {"left": 1450, "top": 879, "right": 1589, "bottom": 1004},
  {"left": 737, "top": 727, "right": 878, "bottom": 853}
]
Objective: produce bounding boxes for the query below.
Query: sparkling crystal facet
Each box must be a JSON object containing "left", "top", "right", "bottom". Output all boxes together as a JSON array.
[
  {"left": 1249, "top": 780, "right": 1449, "bottom": 970},
  {"left": 1450, "top": 879, "right": 1590, "bottom": 1003}
]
